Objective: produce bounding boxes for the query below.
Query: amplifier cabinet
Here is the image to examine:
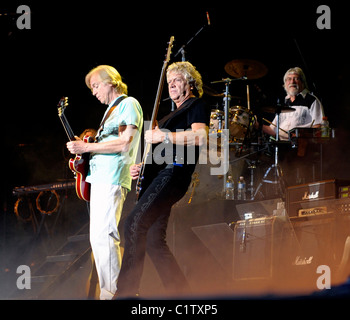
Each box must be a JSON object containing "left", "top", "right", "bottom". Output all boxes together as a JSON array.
[
  {"left": 286, "top": 179, "right": 350, "bottom": 217},
  {"left": 233, "top": 217, "right": 284, "bottom": 280}
]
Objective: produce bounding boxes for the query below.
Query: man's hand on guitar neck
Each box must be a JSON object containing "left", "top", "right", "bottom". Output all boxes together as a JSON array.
[{"left": 130, "top": 163, "right": 141, "bottom": 180}]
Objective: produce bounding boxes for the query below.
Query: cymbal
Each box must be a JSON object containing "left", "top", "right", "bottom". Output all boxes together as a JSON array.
[
  {"left": 203, "top": 84, "right": 243, "bottom": 99},
  {"left": 262, "top": 106, "right": 296, "bottom": 114},
  {"left": 224, "top": 59, "right": 268, "bottom": 79}
]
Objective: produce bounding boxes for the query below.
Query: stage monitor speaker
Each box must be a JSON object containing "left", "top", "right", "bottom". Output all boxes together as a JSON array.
[
  {"left": 233, "top": 216, "right": 285, "bottom": 280},
  {"left": 192, "top": 223, "right": 234, "bottom": 276},
  {"left": 235, "top": 198, "right": 282, "bottom": 220}
]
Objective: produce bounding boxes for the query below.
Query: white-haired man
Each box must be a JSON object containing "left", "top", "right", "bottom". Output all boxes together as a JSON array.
[
  {"left": 263, "top": 67, "right": 325, "bottom": 140},
  {"left": 115, "top": 61, "right": 210, "bottom": 298}
]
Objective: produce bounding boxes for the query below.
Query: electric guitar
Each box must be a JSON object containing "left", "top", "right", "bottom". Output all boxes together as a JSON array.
[
  {"left": 135, "top": 36, "right": 175, "bottom": 200},
  {"left": 57, "top": 97, "right": 91, "bottom": 201}
]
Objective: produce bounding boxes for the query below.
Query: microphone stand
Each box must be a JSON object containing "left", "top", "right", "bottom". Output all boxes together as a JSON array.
[
  {"left": 172, "top": 22, "right": 210, "bottom": 111},
  {"left": 174, "top": 23, "right": 208, "bottom": 62}
]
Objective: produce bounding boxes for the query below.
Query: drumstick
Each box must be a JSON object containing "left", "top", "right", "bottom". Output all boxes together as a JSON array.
[
  {"left": 262, "top": 118, "right": 289, "bottom": 134},
  {"left": 246, "top": 84, "right": 250, "bottom": 110}
]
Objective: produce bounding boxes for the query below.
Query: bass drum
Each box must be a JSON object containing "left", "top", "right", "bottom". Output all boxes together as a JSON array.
[{"left": 229, "top": 106, "right": 256, "bottom": 141}]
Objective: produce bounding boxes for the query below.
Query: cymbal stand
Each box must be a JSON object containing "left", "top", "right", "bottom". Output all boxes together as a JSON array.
[
  {"left": 222, "top": 79, "right": 231, "bottom": 193},
  {"left": 211, "top": 77, "right": 248, "bottom": 195},
  {"left": 253, "top": 108, "right": 286, "bottom": 200}
]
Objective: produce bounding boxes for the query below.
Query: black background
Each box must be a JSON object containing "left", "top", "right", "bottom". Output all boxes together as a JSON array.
[{"left": 1, "top": 0, "right": 349, "bottom": 207}]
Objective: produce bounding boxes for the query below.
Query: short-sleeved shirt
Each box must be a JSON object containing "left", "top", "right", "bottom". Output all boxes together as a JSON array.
[
  {"left": 270, "top": 89, "right": 324, "bottom": 140},
  {"left": 86, "top": 95, "right": 143, "bottom": 190},
  {"left": 155, "top": 97, "right": 210, "bottom": 172}
]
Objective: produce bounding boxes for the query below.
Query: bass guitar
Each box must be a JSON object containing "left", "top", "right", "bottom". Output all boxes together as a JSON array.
[
  {"left": 135, "top": 36, "right": 175, "bottom": 200},
  {"left": 57, "top": 97, "right": 91, "bottom": 201}
]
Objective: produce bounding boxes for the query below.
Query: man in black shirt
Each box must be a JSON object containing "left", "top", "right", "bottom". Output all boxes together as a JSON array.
[{"left": 115, "top": 62, "right": 210, "bottom": 298}]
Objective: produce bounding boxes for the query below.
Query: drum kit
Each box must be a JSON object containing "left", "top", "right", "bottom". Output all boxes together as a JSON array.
[{"left": 207, "top": 58, "right": 293, "bottom": 200}]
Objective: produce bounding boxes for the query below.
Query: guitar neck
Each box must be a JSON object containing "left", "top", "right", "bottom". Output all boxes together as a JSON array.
[
  {"left": 149, "top": 62, "right": 168, "bottom": 129},
  {"left": 135, "top": 36, "right": 174, "bottom": 201},
  {"left": 59, "top": 113, "right": 75, "bottom": 141}
]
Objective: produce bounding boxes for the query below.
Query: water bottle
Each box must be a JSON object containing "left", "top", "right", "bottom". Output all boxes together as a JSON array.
[
  {"left": 225, "top": 175, "right": 235, "bottom": 200},
  {"left": 321, "top": 116, "right": 330, "bottom": 138},
  {"left": 237, "top": 176, "right": 246, "bottom": 200}
]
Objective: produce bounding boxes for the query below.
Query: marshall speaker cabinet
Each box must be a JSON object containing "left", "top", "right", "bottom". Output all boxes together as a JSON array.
[
  {"left": 286, "top": 179, "right": 350, "bottom": 217},
  {"left": 233, "top": 216, "right": 285, "bottom": 280}
]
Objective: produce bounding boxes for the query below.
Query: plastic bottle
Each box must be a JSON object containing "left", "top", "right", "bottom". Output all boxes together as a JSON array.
[
  {"left": 321, "top": 116, "right": 330, "bottom": 138},
  {"left": 225, "top": 175, "right": 235, "bottom": 200},
  {"left": 237, "top": 176, "right": 246, "bottom": 200}
]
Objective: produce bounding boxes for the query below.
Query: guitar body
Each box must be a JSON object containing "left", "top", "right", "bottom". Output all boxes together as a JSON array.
[
  {"left": 68, "top": 135, "right": 92, "bottom": 201},
  {"left": 69, "top": 152, "right": 91, "bottom": 201}
]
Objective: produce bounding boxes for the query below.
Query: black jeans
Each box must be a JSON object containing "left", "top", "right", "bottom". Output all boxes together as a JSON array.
[{"left": 117, "top": 165, "right": 192, "bottom": 297}]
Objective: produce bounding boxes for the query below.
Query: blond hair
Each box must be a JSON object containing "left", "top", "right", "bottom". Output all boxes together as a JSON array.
[
  {"left": 167, "top": 61, "right": 203, "bottom": 98},
  {"left": 85, "top": 65, "right": 128, "bottom": 95}
]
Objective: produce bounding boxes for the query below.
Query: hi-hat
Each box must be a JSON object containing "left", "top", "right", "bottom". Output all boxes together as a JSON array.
[{"left": 224, "top": 59, "right": 268, "bottom": 79}]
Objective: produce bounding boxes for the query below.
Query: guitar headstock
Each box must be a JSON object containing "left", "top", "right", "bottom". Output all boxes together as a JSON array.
[
  {"left": 164, "top": 36, "right": 175, "bottom": 63},
  {"left": 57, "top": 97, "right": 68, "bottom": 117}
]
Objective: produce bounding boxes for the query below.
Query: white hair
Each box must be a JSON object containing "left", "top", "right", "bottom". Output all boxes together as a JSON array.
[{"left": 283, "top": 67, "right": 309, "bottom": 90}]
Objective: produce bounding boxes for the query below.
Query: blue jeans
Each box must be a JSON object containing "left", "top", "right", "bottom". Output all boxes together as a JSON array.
[{"left": 117, "top": 164, "right": 192, "bottom": 297}]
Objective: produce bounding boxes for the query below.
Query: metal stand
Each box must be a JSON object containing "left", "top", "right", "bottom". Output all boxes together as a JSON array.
[
  {"left": 222, "top": 79, "right": 231, "bottom": 193},
  {"left": 253, "top": 108, "right": 286, "bottom": 200},
  {"left": 210, "top": 77, "right": 253, "bottom": 196},
  {"left": 246, "top": 159, "right": 256, "bottom": 200}
]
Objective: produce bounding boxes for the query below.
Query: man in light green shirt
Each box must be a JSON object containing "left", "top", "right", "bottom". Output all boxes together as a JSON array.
[{"left": 67, "top": 65, "right": 143, "bottom": 299}]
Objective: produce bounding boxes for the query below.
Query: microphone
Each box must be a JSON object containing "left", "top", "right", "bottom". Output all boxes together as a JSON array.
[
  {"left": 206, "top": 11, "right": 211, "bottom": 26},
  {"left": 240, "top": 221, "right": 247, "bottom": 253}
]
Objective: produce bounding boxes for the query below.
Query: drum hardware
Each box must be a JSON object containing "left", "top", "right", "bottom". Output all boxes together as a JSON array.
[
  {"left": 210, "top": 77, "right": 248, "bottom": 194},
  {"left": 225, "top": 59, "right": 268, "bottom": 112},
  {"left": 209, "top": 109, "right": 224, "bottom": 135},
  {"left": 210, "top": 59, "right": 269, "bottom": 198},
  {"left": 224, "top": 59, "right": 268, "bottom": 80},
  {"left": 222, "top": 78, "right": 232, "bottom": 193},
  {"left": 203, "top": 84, "right": 242, "bottom": 100},
  {"left": 262, "top": 106, "right": 296, "bottom": 114},
  {"left": 246, "top": 159, "right": 257, "bottom": 200},
  {"left": 253, "top": 104, "right": 293, "bottom": 200}
]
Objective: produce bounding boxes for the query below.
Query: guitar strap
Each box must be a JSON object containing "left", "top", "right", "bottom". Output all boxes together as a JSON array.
[
  {"left": 95, "top": 95, "right": 127, "bottom": 140},
  {"left": 158, "top": 97, "right": 198, "bottom": 129},
  {"left": 99, "top": 95, "right": 127, "bottom": 129}
]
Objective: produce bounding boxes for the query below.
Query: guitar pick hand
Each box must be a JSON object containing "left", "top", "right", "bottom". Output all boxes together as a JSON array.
[{"left": 66, "top": 136, "right": 89, "bottom": 154}]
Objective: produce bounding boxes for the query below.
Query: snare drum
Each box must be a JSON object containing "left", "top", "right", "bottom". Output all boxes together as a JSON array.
[{"left": 229, "top": 106, "right": 256, "bottom": 140}]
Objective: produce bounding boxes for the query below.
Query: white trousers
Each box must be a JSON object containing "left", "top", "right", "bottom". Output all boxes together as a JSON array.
[{"left": 89, "top": 183, "right": 127, "bottom": 300}]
